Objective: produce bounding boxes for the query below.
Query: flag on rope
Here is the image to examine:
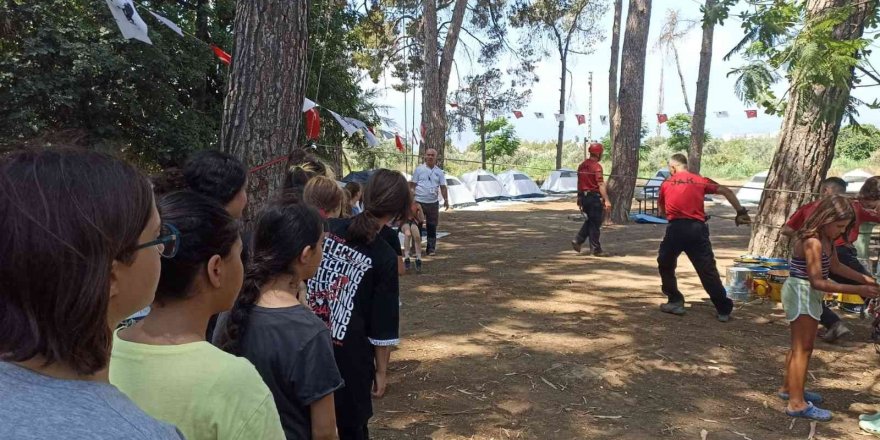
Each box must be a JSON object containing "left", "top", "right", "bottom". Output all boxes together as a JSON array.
[
  {"left": 328, "top": 110, "right": 359, "bottom": 136},
  {"left": 395, "top": 133, "right": 405, "bottom": 152},
  {"left": 576, "top": 114, "right": 586, "bottom": 125},
  {"left": 599, "top": 115, "right": 608, "bottom": 125},
  {"left": 449, "top": 102, "right": 459, "bottom": 108},
  {"left": 513, "top": 110, "right": 524, "bottom": 119},
  {"left": 105, "top": 0, "right": 152, "bottom": 44},
  {"left": 420, "top": 124, "right": 426, "bottom": 139},
  {"left": 534, "top": 112, "right": 544, "bottom": 119},
  {"left": 344, "top": 117, "right": 378, "bottom": 147},
  {"left": 304, "top": 108, "right": 320, "bottom": 140},
  {"left": 378, "top": 129, "right": 396, "bottom": 141},
  {"left": 211, "top": 44, "right": 231, "bottom": 65},
  {"left": 148, "top": 10, "right": 183, "bottom": 37},
  {"left": 657, "top": 113, "right": 668, "bottom": 124},
  {"left": 303, "top": 98, "right": 317, "bottom": 112},
  {"left": 745, "top": 109, "right": 758, "bottom": 119},
  {"left": 554, "top": 113, "right": 565, "bottom": 122},
  {"left": 714, "top": 111, "right": 729, "bottom": 118}
]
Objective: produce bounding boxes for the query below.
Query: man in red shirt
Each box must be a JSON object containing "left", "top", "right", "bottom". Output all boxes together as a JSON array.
[
  {"left": 571, "top": 142, "right": 611, "bottom": 256},
  {"left": 782, "top": 176, "right": 880, "bottom": 340},
  {"left": 657, "top": 154, "right": 751, "bottom": 322}
]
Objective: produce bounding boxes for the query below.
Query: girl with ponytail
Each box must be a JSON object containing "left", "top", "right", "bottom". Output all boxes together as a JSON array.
[
  {"left": 306, "top": 169, "right": 410, "bottom": 440},
  {"left": 214, "top": 202, "right": 342, "bottom": 440}
]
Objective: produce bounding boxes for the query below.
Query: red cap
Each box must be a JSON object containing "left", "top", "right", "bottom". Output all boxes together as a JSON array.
[{"left": 588, "top": 142, "right": 604, "bottom": 157}]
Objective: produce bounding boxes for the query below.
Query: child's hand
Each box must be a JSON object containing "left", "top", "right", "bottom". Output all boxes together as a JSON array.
[{"left": 860, "top": 284, "right": 880, "bottom": 298}]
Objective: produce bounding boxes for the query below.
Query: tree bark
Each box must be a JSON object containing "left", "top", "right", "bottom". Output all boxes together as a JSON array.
[
  {"left": 608, "top": 0, "right": 652, "bottom": 224},
  {"left": 672, "top": 45, "right": 691, "bottom": 114},
  {"left": 221, "top": 0, "right": 309, "bottom": 216},
  {"left": 688, "top": 0, "right": 716, "bottom": 174},
  {"left": 556, "top": 55, "right": 567, "bottom": 170},
  {"left": 479, "top": 112, "right": 486, "bottom": 169},
  {"left": 748, "top": 0, "right": 873, "bottom": 257},
  {"left": 421, "top": 0, "right": 468, "bottom": 167},
  {"left": 608, "top": 0, "right": 623, "bottom": 146}
]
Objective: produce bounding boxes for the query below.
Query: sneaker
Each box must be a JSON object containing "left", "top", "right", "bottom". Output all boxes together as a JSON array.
[
  {"left": 592, "top": 249, "right": 609, "bottom": 257},
  {"left": 717, "top": 314, "right": 731, "bottom": 323},
  {"left": 660, "top": 301, "right": 686, "bottom": 316},
  {"left": 404, "top": 258, "right": 411, "bottom": 271},
  {"left": 415, "top": 259, "right": 422, "bottom": 273},
  {"left": 822, "top": 321, "right": 851, "bottom": 343},
  {"left": 571, "top": 240, "right": 582, "bottom": 254},
  {"left": 426, "top": 249, "right": 436, "bottom": 256}
]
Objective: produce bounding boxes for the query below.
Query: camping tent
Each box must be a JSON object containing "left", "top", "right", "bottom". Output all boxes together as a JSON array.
[
  {"left": 843, "top": 169, "right": 873, "bottom": 195},
  {"left": 460, "top": 169, "right": 510, "bottom": 201},
  {"left": 497, "top": 169, "right": 544, "bottom": 198},
  {"left": 541, "top": 169, "right": 578, "bottom": 193},
  {"left": 439, "top": 175, "right": 477, "bottom": 208},
  {"left": 341, "top": 169, "right": 375, "bottom": 184},
  {"left": 736, "top": 170, "right": 768, "bottom": 204}
]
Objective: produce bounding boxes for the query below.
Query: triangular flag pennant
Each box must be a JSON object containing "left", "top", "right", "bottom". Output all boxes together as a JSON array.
[
  {"left": 449, "top": 102, "right": 459, "bottom": 108},
  {"left": 513, "top": 110, "right": 524, "bottom": 119},
  {"left": 745, "top": 109, "right": 758, "bottom": 119},
  {"left": 576, "top": 114, "right": 586, "bottom": 125},
  {"left": 395, "top": 133, "right": 405, "bottom": 152},
  {"left": 657, "top": 113, "right": 668, "bottom": 124},
  {"left": 378, "top": 129, "right": 395, "bottom": 141},
  {"left": 105, "top": 0, "right": 152, "bottom": 44},
  {"left": 715, "top": 111, "right": 729, "bottom": 118},
  {"left": 328, "top": 110, "right": 359, "bottom": 136},
  {"left": 148, "top": 10, "right": 183, "bottom": 37},
  {"left": 302, "top": 98, "right": 317, "bottom": 112},
  {"left": 600, "top": 115, "right": 608, "bottom": 125},
  {"left": 420, "top": 124, "right": 426, "bottom": 139},
  {"left": 554, "top": 113, "right": 565, "bottom": 122},
  {"left": 211, "top": 44, "right": 231, "bottom": 65},
  {"left": 344, "top": 117, "right": 378, "bottom": 147},
  {"left": 535, "top": 112, "right": 544, "bottom": 119},
  {"left": 304, "top": 108, "right": 320, "bottom": 140}
]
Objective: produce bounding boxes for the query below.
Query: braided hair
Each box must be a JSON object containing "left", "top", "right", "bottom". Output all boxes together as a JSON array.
[{"left": 215, "top": 200, "right": 323, "bottom": 355}]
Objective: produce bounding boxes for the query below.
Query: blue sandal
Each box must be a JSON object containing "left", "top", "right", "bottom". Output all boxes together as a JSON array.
[
  {"left": 785, "top": 402, "right": 832, "bottom": 422},
  {"left": 777, "top": 390, "right": 823, "bottom": 404}
]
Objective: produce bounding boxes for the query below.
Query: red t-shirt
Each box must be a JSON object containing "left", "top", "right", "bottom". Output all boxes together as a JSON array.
[
  {"left": 786, "top": 199, "right": 880, "bottom": 245},
  {"left": 658, "top": 171, "right": 718, "bottom": 221},
  {"left": 577, "top": 159, "right": 603, "bottom": 192}
]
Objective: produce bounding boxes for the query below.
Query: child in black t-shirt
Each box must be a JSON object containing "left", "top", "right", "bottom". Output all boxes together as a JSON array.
[
  {"left": 307, "top": 169, "right": 410, "bottom": 440},
  {"left": 215, "top": 202, "right": 342, "bottom": 440}
]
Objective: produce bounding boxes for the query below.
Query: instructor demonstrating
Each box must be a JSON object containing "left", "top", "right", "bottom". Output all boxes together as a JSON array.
[
  {"left": 571, "top": 142, "right": 611, "bottom": 256},
  {"left": 657, "top": 154, "right": 751, "bottom": 322},
  {"left": 410, "top": 148, "right": 448, "bottom": 256}
]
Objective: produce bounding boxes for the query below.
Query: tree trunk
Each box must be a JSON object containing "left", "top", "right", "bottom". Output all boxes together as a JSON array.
[
  {"left": 556, "top": 55, "right": 567, "bottom": 170},
  {"left": 479, "top": 113, "right": 486, "bottom": 169},
  {"left": 688, "top": 0, "right": 716, "bottom": 174},
  {"left": 748, "top": 0, "right": 873, "bottom": 257},
  {"left": 608, "top": 0, "right": 652, "bottom": 224},
  {"left": 421, "top": 0, "right": 468, "bottom": 167},
  {"left": 608, "top": 0, "right": 623, "bottom": 146},
  {"left": 672, "top": 45, "right": 691, "bottom": 114},
  {"left": 221, "top": 0, "right": 308, "bottom": 215}
]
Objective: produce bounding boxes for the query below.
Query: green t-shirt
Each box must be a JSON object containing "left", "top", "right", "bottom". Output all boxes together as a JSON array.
[{"left": 110, "top": 331, "right": 284, "bottom": 440}]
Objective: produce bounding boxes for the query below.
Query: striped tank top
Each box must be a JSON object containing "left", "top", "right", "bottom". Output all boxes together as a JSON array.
[{"left": 790, "top": 252, "right": 831, "bottom": 280}]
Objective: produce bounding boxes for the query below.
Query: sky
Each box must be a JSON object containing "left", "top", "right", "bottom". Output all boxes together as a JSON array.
[{"left": 359, "top": 0, "right": 880, "bottom": 152}]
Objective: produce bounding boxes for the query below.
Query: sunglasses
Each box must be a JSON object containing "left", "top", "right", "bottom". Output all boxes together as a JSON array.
[{"left": 134, "top": 223, "right": 180, "bottom": 258}]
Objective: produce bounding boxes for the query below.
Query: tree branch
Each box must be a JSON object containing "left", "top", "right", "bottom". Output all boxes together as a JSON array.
[{"left": 856, "top": 65, "right": 880, "bottom": 86}]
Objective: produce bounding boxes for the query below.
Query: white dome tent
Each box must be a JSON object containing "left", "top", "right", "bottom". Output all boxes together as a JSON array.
[
  {"left": 439, "top": 175, "right": 477, "bottom": 208},
  {"left": 460, "top": 169, "right": 510, "bottom": 202},
  {"left": 541, "top": 169, "right": 578, "bottom": 193},
  {"left": 842, "top": 169, "right": 873, "bottom": 194},
  {"left": 497, "top": 169, "right": 544, "bottom": 198}
]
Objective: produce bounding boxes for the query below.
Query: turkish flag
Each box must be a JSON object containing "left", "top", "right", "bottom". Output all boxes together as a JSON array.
[
  {"left": 745, "top": 109, "right": 758, "bottom": 119},
  {"left": 513, "top": 110, "right": 523, "bottom": 119},
  {"left": 576, "top": 114, "right": 586, "bottom": 125},
  {"left": 395, "top": 133, "right": 405, "bottom": 152},
  {"left": 304, "top": 108, "right": 320, "bottom": 140},
  {"left": 657, "top": 113, "right": 668, "bottom": 124},
  {"left": 211, "top": 44, "right": 231, "bottom": 65}
]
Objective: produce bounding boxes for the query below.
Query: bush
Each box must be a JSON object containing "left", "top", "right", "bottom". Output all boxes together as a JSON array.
[{"left": 836, "top": 124, "right": 880, "bottom": 161}]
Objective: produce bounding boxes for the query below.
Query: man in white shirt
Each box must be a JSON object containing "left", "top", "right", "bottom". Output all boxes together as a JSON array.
[{"left": 409, "top": 148, "right": 449, "bottom": 255}]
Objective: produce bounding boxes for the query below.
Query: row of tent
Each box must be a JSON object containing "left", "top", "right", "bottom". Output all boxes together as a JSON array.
[{"left": 340, "top": 168, "right": 582, "bottom": 208}]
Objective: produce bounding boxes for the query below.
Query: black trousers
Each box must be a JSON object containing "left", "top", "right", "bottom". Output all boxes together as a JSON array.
[
  {"left": 657, "top": 219, "right": 733, "bottom": 315},
  {"left": 575, "top": 193, "right": 604, "bottom": 252},
  {"left": 419, "top": 201, "right": 440, "bottom": 252},
  {"left": 338, "top": 424, "right": 369, "bottom": 440}
]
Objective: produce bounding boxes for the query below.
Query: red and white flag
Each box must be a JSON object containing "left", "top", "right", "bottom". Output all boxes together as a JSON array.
[
  {"left": 211, "top": 44, "right": 231, "bottom": 65},
  {"left": 395, "top": 133, "right": 405, "bottom": 152},
  {"left": 657, "top": 113, "right": 668, "bottom": 124},
  {"left": 576, "top": 114, "right": 586, "bottom": 125},
  {"left": 745, "top": 109, "right": 758, "bottom": 119},
  {"left": 304, "top": 108, "right": 320, "bottom": 140},
  {"left": 449, "top": 102, "right": 459, "bottom": 108},
  {"left": 513, "top": 110, "right": 524, "bottom": 119}
]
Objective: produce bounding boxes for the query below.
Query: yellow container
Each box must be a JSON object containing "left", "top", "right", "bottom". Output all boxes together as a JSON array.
[
  {"left": 768, "top": 280, "right": 783, "bottom": 302},
  {"left": 838, "top": 293, "right": 864, "bottom": 305}
]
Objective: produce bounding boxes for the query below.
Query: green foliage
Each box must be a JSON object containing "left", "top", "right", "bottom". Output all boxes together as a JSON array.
[
  {"left": 836, "top": 124, "right": 880, "bottom": 161},
  {"left": 665, "top": 113, "right": 711, "bottom": 152},
  {"left": 470, "top": 118, "right": 520, "bottom": 162}
]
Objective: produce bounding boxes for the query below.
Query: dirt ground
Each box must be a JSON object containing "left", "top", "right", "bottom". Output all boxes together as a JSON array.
[{"left": 371, "top": 197, "right": 880, "bottom": 440}]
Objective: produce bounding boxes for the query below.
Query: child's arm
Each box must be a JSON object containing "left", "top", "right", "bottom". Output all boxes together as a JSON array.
[
  {"left": 830, "top": 248, "right": 877, "bottom": 286},
  {"left": 417, "top": 205, "right": 426, "bottom": 224},
  {"left": 309, "top": 394, "right": 338, "bottom": 440},
  {"left": 805, "top": 238, "right": 879, "bottom": 297}
]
